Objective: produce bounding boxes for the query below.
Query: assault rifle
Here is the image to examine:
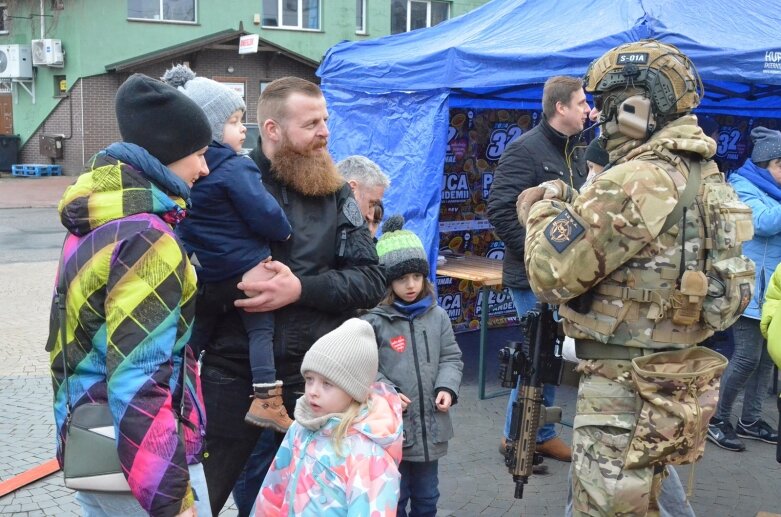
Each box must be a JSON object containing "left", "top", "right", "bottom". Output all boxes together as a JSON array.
[{"left": 497, "top": 302, "right": 565, "bottom": 499}]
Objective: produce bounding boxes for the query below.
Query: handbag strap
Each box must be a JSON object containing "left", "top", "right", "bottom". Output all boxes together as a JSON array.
[{"left": 55, "top": 242, "right": 73, "bottom": 418}]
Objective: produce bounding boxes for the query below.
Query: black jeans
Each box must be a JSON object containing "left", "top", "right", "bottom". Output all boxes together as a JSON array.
[
  {"left": 200, "top": 362, "right": 262, "bottom": 514},
  {"left": 191, "top": 278, "right": 276, "bottom": 385}
]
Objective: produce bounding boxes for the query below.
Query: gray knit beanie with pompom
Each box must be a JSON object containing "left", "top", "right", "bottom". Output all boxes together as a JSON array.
[{"left": 162, "top": 64, "right": 246, "bottom": 143}]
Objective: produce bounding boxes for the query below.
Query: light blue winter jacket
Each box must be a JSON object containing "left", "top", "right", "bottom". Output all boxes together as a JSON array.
[{"left": 729, "top": 165, "right": 781, "bottom": 319}]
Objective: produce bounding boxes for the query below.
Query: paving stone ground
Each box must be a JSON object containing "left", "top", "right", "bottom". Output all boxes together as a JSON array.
[
  {"left": 1, "top": 181, "right": 779, "bottom": 516},
  {"left": 1, "top": 258, "right": 779, "bottom": 516}
]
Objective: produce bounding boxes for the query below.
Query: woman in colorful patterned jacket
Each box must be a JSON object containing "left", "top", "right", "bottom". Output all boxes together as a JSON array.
[
  {"left": 48, "top": 74, "right": 213, "bottom": 517},
  {"left": 256, "top": 319, "right": 403, "bottom": 516}
]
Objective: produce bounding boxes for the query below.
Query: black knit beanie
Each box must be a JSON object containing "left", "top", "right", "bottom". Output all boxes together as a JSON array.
[
  {"left": 115, "top": 73, "right": 212, "bottom": 165},
  {"left": 584, "top": 138, "right": 609, "bottom": 167}
]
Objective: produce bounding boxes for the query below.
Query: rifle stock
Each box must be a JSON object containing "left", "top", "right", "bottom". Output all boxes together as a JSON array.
[{"left": 498, "top": 302, "right": 564, "bottom": 498}]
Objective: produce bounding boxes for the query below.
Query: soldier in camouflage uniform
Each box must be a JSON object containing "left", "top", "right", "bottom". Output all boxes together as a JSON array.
[{"left": 518, "top": 40, "right": 749, "bottom": 516}]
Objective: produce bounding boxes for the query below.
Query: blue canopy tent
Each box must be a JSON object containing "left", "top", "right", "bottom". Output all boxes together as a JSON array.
[{"left": 317, "top": 0, "right": 781, "bottom": 273}]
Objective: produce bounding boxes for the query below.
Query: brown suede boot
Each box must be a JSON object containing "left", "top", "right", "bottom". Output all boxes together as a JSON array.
[
  {"left": 535, "top": 437, "right": 572, "bottom": 462},
  {"left": 244, "top": 381, "right": 294, "bottom": 433}
]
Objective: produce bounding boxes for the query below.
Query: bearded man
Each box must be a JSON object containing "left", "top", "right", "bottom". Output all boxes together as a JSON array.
[{"left": 199, "top": 77, "right": 386, "bottom": 514}]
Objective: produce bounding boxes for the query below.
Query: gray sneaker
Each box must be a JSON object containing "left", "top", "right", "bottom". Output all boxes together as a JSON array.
[
  {"left": 736, "top": 419, "right": 779, "bottom": 444},
  {"left": 707, "top": 418, "right": 746, "bottom": 451}
]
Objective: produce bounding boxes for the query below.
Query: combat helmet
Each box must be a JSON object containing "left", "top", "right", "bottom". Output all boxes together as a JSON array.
[{"left": 583, "top": 40, "right": 703, "bottom": 137}]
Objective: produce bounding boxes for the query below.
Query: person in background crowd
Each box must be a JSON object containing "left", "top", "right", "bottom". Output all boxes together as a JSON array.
[
  {"left": 584, "top": 137, "right": 609, "bottom": 180},
  {"left": 200, "top": 76, "right": 386, "bottom": 515},
  {"left": 337, "top": 154, "right": 391, "bottom": 235},
  {"left": 708, "top": 126, "right": 781, "bottom": 451},
  {"left": 762, "top": 260, "right": 781, "bottom": 368},
  {"left": 255, "top": 318, "right": 403, "bottom": 515},
  {"left": 487, "top": 75, "right": 589, "bottom": 463},
  {"left": 363, "top": 215, "right": 464, "bottom": 517},
  {"left": 164, "top": 64, "right": 294, "bottom": 434},
  {"left": 369, "top": 199, "right": 385, "bottom": 238},
  {"left": 48, "top": 73, "right": 213, "bottom": 517}
]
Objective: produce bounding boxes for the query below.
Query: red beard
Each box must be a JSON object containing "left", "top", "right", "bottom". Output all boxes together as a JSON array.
[{"left": 270, "top": 139, "right": 344, "bottom": 197}]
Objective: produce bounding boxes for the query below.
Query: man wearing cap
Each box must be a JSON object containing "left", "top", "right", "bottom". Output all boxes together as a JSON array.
[
  {"left": 708, "top": 126, "right": 781, "bottom": 451},
  {"left": 488, "top": 75, "right": 589, "bottom": 463}
]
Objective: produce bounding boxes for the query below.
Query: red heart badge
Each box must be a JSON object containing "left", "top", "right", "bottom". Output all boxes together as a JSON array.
[{"left": 390, "top": 335, "right": 407, "bottom": 353}]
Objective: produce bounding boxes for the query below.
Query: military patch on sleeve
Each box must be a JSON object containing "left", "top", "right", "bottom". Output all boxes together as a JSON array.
[
  {"left": 544, "top": 209, "right": 585, "bottom": 253},
  {"left": 343, "top": 197, "right": 364, "bottom": 227}
]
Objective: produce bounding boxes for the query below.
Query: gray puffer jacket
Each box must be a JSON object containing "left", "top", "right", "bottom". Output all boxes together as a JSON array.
[{"left": 362, "top": 302, "right": 463, "bottom": 462}]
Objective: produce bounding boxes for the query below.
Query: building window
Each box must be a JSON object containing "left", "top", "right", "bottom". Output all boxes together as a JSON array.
[
  {"left": 391, "top": 0, "right": 448, "bottom": 34},
  {"left": 356, "top": 0, "right": 366, "bottom": 34},
  {"left": 0, "top": 4, "right": 8, "bottom": 34},
  {"left": 263, "top": 0, "right": 320, "bottom": 30},
  {"left": 127, "top": 0, "right": 196, "bottom": 23}
]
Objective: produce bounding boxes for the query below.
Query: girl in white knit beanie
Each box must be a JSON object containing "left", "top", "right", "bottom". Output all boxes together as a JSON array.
[{"left": 255, "top": 318, "right": 403, "bottom": 516}]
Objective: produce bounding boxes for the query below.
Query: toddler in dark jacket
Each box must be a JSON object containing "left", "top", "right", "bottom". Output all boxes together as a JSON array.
[{"left": 165, "top": 65, "right": 294, "bottom": 432}]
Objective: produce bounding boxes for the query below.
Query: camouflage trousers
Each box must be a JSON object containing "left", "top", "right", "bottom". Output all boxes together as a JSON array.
[{"left": 571, "top": 359, "right": 666, "bottom": 517}]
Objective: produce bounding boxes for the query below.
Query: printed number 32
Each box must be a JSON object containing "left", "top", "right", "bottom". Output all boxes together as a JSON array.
[
  {"left": 716, "top": 129, "right": 740, "bottom": 158},
  {"left": 486, "top": 126, "right": 522, "bottom": 160}
]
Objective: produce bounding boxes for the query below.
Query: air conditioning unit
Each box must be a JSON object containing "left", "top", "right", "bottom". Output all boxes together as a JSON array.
[
  {"left": 31, "top": 39, "right": 64, "bottom": 67},
  {"left": 0, "top": 45, "right": 33, "bottom": 79}
]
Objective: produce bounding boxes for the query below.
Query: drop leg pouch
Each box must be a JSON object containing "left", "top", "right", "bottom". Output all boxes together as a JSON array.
[{"left": 624, "top": 346, "right": 728, "bottom": 469}]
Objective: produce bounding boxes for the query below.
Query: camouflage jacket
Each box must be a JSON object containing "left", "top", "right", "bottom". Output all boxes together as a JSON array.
[{"left": 524, "top": 115, "right": 719, "bottom": 349}]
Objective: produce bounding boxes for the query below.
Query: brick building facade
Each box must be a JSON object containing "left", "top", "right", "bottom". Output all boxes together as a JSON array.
[{"left": 20, "top": 46, "right": 317, "bottom": 175}]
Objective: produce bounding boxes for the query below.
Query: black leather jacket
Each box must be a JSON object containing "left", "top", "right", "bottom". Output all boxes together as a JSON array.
[
  {"left": 204, "top": 145, "right": 386, "bottom": 394},
  {"left": 487, "top": 117, "right": 587, "bottom": 288}
]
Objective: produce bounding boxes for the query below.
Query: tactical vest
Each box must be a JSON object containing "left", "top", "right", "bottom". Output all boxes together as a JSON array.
[{"left": 560, "top": 148, "right": 755, "bottom": 349}]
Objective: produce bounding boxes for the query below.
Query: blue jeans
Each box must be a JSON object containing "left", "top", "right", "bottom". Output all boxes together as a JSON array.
[
  {"left": 715, "top": 316, "right": 775, "bottom": 423},
  {"left": 232, "top": 429, "right": 278, "bottom": 516},
  {"left": 504, "top": 288, "right": 557, "bottom": 443},
  {"left": 75, "top": 462, "right": 212, "bottom": 516},
  {"left": 398, "top": 460, "right": 439, "bottom": 517}
]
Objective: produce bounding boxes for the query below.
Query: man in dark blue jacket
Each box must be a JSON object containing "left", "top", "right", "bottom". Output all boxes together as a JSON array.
[{"left": 487, "top": 75, "right": 589, "bottom": 463}]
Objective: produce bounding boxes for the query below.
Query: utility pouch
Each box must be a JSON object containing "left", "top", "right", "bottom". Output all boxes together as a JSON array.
[
  {"left": 624, "top": 347, "right": 727, "bottom": 469},
  {"left": 702, "top": 256, "right": 755, "bottom": 331},
  {"left": 671, "top": 271, "right": 708, "bottom": 326}
]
